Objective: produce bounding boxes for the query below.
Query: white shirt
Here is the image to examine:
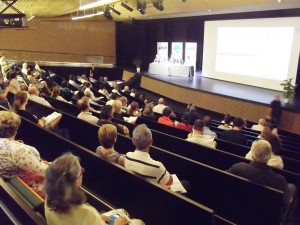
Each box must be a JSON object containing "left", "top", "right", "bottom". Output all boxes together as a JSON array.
[
  {"left": 153, "top": 104, "right": 167, "bottom": 114},
  {"left": 245, "top": 151, "right": 284, "bottom": 170},
  {"left": 28, "top": 94, "right": 52, "bottom": 108},
  {"left": 186, "top": 133, "right": 216, "bottom": 149},
  {"left": 251, "top": 124, "right": 265, "bottom": 132},
  {"left": 125, "top": 150, "right": 171, "bottom": 185},
  {"left": 77, "top": 112, "right": 98, "bottom": 125}
]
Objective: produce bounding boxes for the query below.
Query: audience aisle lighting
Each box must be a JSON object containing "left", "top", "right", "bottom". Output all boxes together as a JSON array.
[
  {"left": 121, "top": 1, "right": 133, "bottom": 12},
  {"left": 72, "top": 10, "right": 104, "bottom": 20},
  {"left": 137, "top": 0, "right": 146, "bottom": 15},
  {"left": 109, "top": 6, "right": 121, "bottom": 15},
  {"left": 104, "top": 5, "right": 113, "bottom": 20},
  {"left": 151, "top": 0, "right": 164, "bottom": 11}
]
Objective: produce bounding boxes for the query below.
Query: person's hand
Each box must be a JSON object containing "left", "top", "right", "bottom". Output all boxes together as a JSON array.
[
  {"left": 114, "top": 216, "right": 128, "bottom": 225},
  {"left": 101, "top": 215, "right": 111, "bottom": 223}
]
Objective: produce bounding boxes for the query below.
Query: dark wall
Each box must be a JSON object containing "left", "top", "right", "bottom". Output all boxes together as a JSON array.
[{"left": 116, "top": 8, "right": 300, "bottom": 81}]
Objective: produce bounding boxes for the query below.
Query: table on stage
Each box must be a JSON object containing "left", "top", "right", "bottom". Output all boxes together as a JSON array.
[{"left": 148, "top": 63, "right": 194, "bottom": 77}]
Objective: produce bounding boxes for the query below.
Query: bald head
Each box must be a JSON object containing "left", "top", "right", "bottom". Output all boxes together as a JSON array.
[
  {"left": 28, "top": 85, "right": 39, "bottom": 95},
  {"left": 158, "top": 98, "right": 165, "bottom": 104},
  {"left": 77, "top": 97, "right": 90, "bottom": 112}
]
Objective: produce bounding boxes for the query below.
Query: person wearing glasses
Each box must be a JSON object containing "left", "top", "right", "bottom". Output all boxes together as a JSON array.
[{"left": 44, "top": 152, "right": 129, "bottom": 225}]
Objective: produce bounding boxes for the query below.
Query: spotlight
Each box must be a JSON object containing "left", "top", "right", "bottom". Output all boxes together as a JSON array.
[
  {"left": 109, "top": 6, "right": 121, "bottom": 15},
  {"left": 151, "top": 0, "right": 164, "bottom": 11},
  {"left": 137, "top": 0, "right": 146, "bottom": 15},
  {"left": 104, "top": 5, "right": 113, "bottom": 20},
  {"left": 121, "top": 1, "right": 133, "bottom": 12}
]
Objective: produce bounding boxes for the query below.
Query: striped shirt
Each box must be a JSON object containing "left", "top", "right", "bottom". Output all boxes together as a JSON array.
[{"left": 124, "top": 150, "right": 171, "bottom": 185}]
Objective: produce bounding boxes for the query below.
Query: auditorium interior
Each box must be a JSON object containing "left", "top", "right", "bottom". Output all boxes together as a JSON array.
[{"left": 1, "top": 0, "right": 300, "bottom": 225}]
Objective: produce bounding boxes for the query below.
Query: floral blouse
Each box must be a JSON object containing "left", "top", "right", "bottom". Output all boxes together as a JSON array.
[{"left": 0, "top": 138, "right": 48, "bottom": 180}]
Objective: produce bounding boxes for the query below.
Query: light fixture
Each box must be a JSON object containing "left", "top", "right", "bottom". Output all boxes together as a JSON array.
[
  {"left": 80, "top": 0, "right": 101, "bottom": 10},
  {"left": 151, "top": 0, "right": 164, "bottom": 11},
  {"left": 104, "top": 5, "right": 113, "bottom": 20},
  {"left": 121, "top": 1, "right": 133, "bottom": 12},
  {"left": 72, "top": 10, "right": 104, "bottom": 20},
  {"left": 27, "top": 8, "right": 35, "bottom": 21},
  {"left": 109, "top": 5, "right": 121, "bottom": 16},
  {"left": 137, "top": 0, "right": 146, "bottom": 15}
]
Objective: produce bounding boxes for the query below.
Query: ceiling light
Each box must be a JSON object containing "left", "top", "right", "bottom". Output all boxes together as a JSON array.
[
  {"left": 27, "top": 15, "right": 35, "bottom": 21},
  {"left": 109, "top": 6, "right": 121, "bottom": 16},
  {"left": 137, "top": 0, "right": 146, "bottom": 15},
  {"left": 121, "top": 1, "right": 133, "bottom": 12},
  {"left": 72, "top": 11, "right": 104, "bottom": 20},
  {"left": 104, "top": 5, "right": 113, "bottom": 20},
  {"left": 151, "top": 0, "right": 164, "bottom": 11},
  {"left": 80, "top": 1, "right": 101, "bottom": 10}
]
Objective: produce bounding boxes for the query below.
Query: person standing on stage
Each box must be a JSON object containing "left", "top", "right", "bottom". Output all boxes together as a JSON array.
[{"left": 269, "top": 94, "right": 282, "bottom": 127}]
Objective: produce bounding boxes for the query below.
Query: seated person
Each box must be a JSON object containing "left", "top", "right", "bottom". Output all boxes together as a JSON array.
[
  {"left": 0, "top": 111, "right": 48, "bottom": 196},
  {"left": 28, "top": 85, "right": 52, "bottom": 108},
  {"left": 106, "top": 93, "right": 118, "bottom": 106},
  {"left": 251, "top": 118, "right": 266, "bottom": 132},
  {"left": 130, "top": 88, "right": 136, "bottom": 97},
  {"left": 96, "top": 124, "right": 125, "bottom": 166},
  {"left": 119, "top": 96, "right": 128, "bottom": 114},
  {"left": 68, "top": 74, "right": 80, "bottom": 90},
  {"left": 97, "top": 105, "right": 129, "bottom": 136},
  {"left": 158, "top": 106, "right": 175, "bottom": 127},
  {"left": 141, "top": 103, "right": 156, "bottom": 121},
  {"left": 77, "top": 97, "right": 99, "bottom": 125},
  {"left": 44, "top": 152, "right": 130, "bottom": 225},
  {"left": 220, "top": 117, "right": 248, "bottom": 146},
  {"left": 14, "top": 91, "right": 62, "bottom": 131},
  {"left": 121, "top": 85, "right": 130, "bottom": 94},
  {"left": 185, "top": 103, "right": 200, "bottom": 118},
  {"left": 7, "top": 71, "right": 20, "bottom": 94},
  {"left": 203, "top": 115, "right": 217, "bottom": 138},
  {"left": 84, "top": 82, "right": 102, "bottom": 102},
  {"left": 51, "top": 85, "right": 68, "bottom": 102},
  {"left": 186, "top": 119, "right": 216, "bottom": 149},
  {"left": 218, "top": 114, "right": 233, "bottom": 130},
  {"left": 60, "top": 80, "right": 73, "bottom": 101},
  {"left": 0, "top": 75, "right": 12, "bottom": 107},
  {"left": 124, "top": 124, "right": 173, "bottom": 186},
  {"left": 128, "top": 101, "right": 141, "bottom": 117},
  {"left": 176, "top": 112, "right": 192, "bottom": 132},
  {"left": 112, "top": 100, "right": 124, "bottom": 121},
  {"left": 98, "top": 84, "right": 110, "bottom": 100},
  {"left": 228, "top": 140, "right": 297, "bottom": 225}
]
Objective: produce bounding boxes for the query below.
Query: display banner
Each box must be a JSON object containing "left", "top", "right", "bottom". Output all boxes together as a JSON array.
[
  {"left": 185, "top": 42, "right": 197, "bottom": 71},
  {"left": 171, "top": 42, "right": 183, "bottom": 59},
  {"left": 157, "top": 42, "right": 168, "bottom": 61}
]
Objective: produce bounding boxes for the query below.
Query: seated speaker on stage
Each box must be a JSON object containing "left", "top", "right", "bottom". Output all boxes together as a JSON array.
[
  {"left": 169, "top": 54, "right": 184, "bottom": 65},
  {"left": 153, "top": 54, "right": 165, "bottom": 63}
]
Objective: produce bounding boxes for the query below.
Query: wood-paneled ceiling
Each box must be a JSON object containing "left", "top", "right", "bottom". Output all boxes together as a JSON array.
[{"left": 1, "top": 0, "right": 300, "bottom": 21}]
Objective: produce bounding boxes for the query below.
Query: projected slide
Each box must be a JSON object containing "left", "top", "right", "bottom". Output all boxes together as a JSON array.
[
  {"left": 216, "top": 27, "right": 294, "bottom": 80},
  {"left": 202, "top": 17, "right": 300, "bottom": 91}
]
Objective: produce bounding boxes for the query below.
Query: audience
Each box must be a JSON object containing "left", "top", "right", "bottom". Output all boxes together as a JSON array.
[
  {"left": 220, "top": 117, "right": 247, "bottom": 145},
  {"left": 153, "top": 97, "right": 167, "bottom": 114},
  {"left": 119, "top": 96, "right": 128, "bottom": 114},
  {"left": 203, "top": 115, "right": 217, "bottom": 138},
  {"left": 218, "top": 114, "right": 233, "bottom": 130},
  {"left": 14, "top": 91, "right": 61, "bottom": 131},
  {"left": 128, "top": 101, "right": 141, "bottom": 117},
  {"left": 112, "top": 99, "right": 124, "bottom": 121},
  {"left": 186, "top": 119, "right": 216, "bottom": 149},
  {"left": 141, "top": 103, "right": 156, "bottom": 121},
  {"left": 176, "top": 112, "right": 192, "bottom": 132},
  {"left": 158, "top": 106, "right": 174, "bottom": 127},
  {"left": 124, "top": 124, "right": 173, "bottom": 186},
  {"left": 228, "top": 140, "right": 297, "bottom": 225},
  {"left": 106, "top": 93, "right": 118, "bottom": 105},
  {"left": 44, "top": 152, "right": 129, "bottom": 225},
  {"left": 7, "top": 71, "right": 20, "bottom": 94},
  {"left": 185, "top": 103, "right": 200, "bottom": 118},
  {"left": 51, "top": 85, "right": 68, "bottom": 102},
  {"left": 68, "top": 74, "right": 80, "bottom": 90},
  {"left": 97, "top": 105, "right": 129, "bottom": 136},
  {"left": 0, "top": 111, "right": 48, "bottom": 196},
  {"left": 251, "top": 118, "right": 266, "bottom": 132},
  {"left": 77, "top": 97, "right": 99, "bottom": 125},
  {"left": 28, "top": 85, "right": 52, "bottom": 107},
  {"left": 98, "top": 84, "right": 110, "bottom": 100},
  {"left": 96, "top": 124, "right": 125, "bottom": 166},
  {"left": 60, "top": 80, "right": 73, "bottom": 101}
]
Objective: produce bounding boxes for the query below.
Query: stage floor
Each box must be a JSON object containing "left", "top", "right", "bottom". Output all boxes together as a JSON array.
[{"left": 144, "top": 71, "right": 300, "bottom": 112}]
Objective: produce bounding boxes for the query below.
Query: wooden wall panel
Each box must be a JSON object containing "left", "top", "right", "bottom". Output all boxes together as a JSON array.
[
  {"left": 141, "top": 76, "right": 300, "bottom": 134},
  {"left": 0, "top": 18, "right": 116, "bottom": 63}
]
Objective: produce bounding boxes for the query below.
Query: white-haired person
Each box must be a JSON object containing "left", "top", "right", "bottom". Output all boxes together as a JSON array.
[
  {"left": 251, "top": 118, "right": 267, "bottom": 132},
  {"left": 228, "top": 140, "right": 297, "bottom": 225},
  {"left": 44, "top": 152, "right": 136, "bottom": 225},
  {"left": 0, "top": 111, "right": 48, "bottom": 196}
]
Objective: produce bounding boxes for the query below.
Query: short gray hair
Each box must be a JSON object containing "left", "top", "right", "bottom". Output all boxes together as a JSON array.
[
  {"left": 0, "top": 111, "right": 21, "bottom": 138},
  {"left": 251, "top": 140, "right": 272, "bottom": 162},
  {"left": 132, "top": 124, "right": 152, "bottom": 150}
]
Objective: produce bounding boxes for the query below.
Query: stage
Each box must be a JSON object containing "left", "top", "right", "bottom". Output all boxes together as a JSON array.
[
  {"left": 143, "top": 71, "right": 300, "bottom": 112},
  {"left": 139, "top": 71, "right": 300, "bottom": 134}
]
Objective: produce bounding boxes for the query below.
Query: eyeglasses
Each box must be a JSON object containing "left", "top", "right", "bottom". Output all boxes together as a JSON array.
[{"left": 79, "top": 167, "right": 85, "bottom": 177}]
